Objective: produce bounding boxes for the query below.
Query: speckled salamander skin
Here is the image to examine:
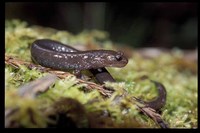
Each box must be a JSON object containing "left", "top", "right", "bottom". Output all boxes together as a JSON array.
[{"left": 31, "top": 39, "right": 128, "bottom": 71}]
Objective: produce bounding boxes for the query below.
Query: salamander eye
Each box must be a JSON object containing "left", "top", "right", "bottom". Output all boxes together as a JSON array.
[{"left": 115, "top": 51, "right": 123, "bottom": 61}]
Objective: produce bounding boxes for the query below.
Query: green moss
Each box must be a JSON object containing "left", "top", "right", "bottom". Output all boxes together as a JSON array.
[{"left": 5, "top": 19, "right": 197, "bottom": 128}]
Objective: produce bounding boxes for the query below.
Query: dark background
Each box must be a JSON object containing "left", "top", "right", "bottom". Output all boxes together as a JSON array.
[{"left": 5, "top": 2, "right": 197, "bottom": 49}]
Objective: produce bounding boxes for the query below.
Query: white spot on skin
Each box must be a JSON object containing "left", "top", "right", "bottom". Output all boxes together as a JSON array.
[
  {"left": 83, "top": 55, "right": 88, "bottom": 59},
  {"left": 97, "top": 68, "right": 102, "bottom": 72},
  {"left": 107, "top": 55, "right": 115, "bottom": 61},
  {"left": 94, "top": 57, "right": 101, "bottom": 60},
  {"left": 54, "top": 55, "right": 62, "bottom": 58},
  {"left": 54, "top": 55, "right": 59, "bottom": 58},
  {"left": 62, "top": 47, "right": 65, "bottom": 51},
  {"left": 58, "top": 55, "right": 62, "bottom": 58}
]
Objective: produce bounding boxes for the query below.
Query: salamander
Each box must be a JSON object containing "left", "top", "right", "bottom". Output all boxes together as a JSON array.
[{"left": 31, "top": 39, "right": 127, "bottom": 82}]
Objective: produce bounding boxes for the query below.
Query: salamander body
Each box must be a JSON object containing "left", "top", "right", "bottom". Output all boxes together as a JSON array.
[{"left": 31, "top": 39, "right": 128, "bottom": 71}]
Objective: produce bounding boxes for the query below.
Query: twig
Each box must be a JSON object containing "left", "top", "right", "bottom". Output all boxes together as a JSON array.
[
  {"left": 18, "top": 74, "right": 58, "bottom": 98},
  {"left": 136, "top": 106, "right": 169, "bottom": 128}
]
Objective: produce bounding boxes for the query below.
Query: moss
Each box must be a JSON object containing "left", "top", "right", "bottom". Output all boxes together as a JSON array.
[{"left": 5, "top": 19, "right": 197, "bottom": 128}]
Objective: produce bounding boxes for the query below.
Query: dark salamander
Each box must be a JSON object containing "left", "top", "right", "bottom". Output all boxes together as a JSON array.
[{"left": 31, "top": 39, "right": 128, "bottom": 79}]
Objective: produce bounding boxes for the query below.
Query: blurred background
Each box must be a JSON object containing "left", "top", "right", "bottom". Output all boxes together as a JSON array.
[{"left": 5, "top": 2, "right": 197, "bottom": 49}]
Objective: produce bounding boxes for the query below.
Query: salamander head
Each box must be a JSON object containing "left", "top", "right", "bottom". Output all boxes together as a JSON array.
[{"left": 105, "top": 51, "right": 128, "bottom": 67}]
